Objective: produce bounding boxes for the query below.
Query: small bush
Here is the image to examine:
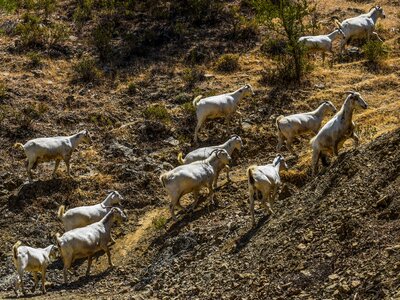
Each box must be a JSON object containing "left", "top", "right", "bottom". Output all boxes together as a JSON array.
[
  {"left": 260, "top": 53, "right": 312, "bottom": 85},
  {"left": 215, "top": 54, "right": 240, "bottom": 73},
  {"left": 174, "top": 93, "right": 191, "bottom": 105},
  {"left": 37, "top": 0, "right": 56, "bottom": 19},
  {"left": 16, "top": 14, "right": 46, "bottom": 48},
  {"left": 182, "top": 67, "right": 205, "bottom": 88},
  {"left": 152, "top": 215, "right": 167, "bottom": 230},
  {"left": 185, "top": 46, "right": 208, "bottom": 65},
  {"left": 143, "top": 104, "right": 171, "bottom": 123},
  {"left": 73, "top": 0, "right": 93, "bottom": 28},
  {"left": 27, "top": 52, "right": 42, "bottom": 68},
  {"left": 181, "top": 101, "right": 195, "bottom": 114},
  {"left": 363, "top": 40, "right": 389, "bottom": 64},
  {"left": 92, "top": 20, "right": 114, "bottom": 61},
  {"left": 127, "top": 82, "right": 138, "bottom": 95},
  {"left": 46, "top": 22, "right": 68, "bottom": 47},
  {"left": 261, "top": 39, "right": 287, "bottom": 56},
  {"left": 72, "top": 58, "right": 101, "bottom": 83}
]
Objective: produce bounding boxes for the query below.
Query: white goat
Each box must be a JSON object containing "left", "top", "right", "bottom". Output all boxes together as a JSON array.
[
  {"left": 298, "top": 28, "right": 345, "bottom": 64},
  {"left": 247, "top": 154, "right": 288, "bottom": 226},
  {"left": 334, "top": 6, "right": 386, "bottom": 54},
  {"left": 160, "top": 149, "right": 231, "bottom": 221},
  {"left": 193, "top": 84, "right": 254, "bottom": 143},
  {"left": 56, "top": 207, "right": 127, "bottom": 284},
  {"left": 12, "top": 241, "right": 58, "bottom": 296},
  {"left": 14, "top": 130, "right": 91, "bottom": 182},
  {"left": 58, "top": 191, "right": 123, "bottom": 232},
  {"left": 311, "top": 91, "right": 368, "bottom": 175},
  {"left": 276, "top": 101, "right": 337, "bottom": 154},
  {"left": 177, "top": 135, "right": 242, "bottom": 187}
]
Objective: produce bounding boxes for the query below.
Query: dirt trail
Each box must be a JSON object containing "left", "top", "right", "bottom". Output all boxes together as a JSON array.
[{"left": 96, "top": 208, "right": 166, "bottom": 271}]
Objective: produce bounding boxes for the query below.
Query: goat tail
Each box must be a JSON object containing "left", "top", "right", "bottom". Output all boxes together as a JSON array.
[
  {"left": 247, "top": 166, "right": 256, "bottom": 186},
  {"left": 57, "top": 205, "right": 65, "bottom": 219},
  {"left": 276, "top": 115, "right": 284, "bottom": 132},
  {"left": 14, "top": 143, "right": 24, "bottom": 151},
  {"left": 55, "top": 233, "right": 61, "bottom": 247},
  {"left": 12, "top": 241, "right": 22, "bottom": 260},
  {"left": 160, "top": 173, "right": 168, "bottom": 188},
  {"left": 177, "top": 152, "right": 184, "bottom": 164},
  {"left": 192, "top": 95, "right": 202, "bottom": 107}
]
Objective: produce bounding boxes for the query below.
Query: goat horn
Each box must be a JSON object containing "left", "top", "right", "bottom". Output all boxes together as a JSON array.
[{"left": 345, "top": 90, "right": 355, "bottom": 94}]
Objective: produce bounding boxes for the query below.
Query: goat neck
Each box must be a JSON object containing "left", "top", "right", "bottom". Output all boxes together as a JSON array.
[
  {"left": 369, "top": 8, "right": 381, "bottom": 24},
  {"left": 69, "top": 132, "right": 86, "bottom": 149},
  {"left": 339, "top": 95, "right": 356, "bottom": 125},
  {"left": 230, "top": 87, "right": 247, "bottom": 105},
  {"left": 327, "top": 29, "right": 341, "bottom": 41}
]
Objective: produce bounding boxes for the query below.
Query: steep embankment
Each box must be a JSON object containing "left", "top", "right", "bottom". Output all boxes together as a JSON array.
[{"left": 130, "top": 128, "right": 400, "bottom": 299}]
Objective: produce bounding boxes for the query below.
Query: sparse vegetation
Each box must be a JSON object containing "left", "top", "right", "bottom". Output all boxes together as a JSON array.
[
  {"left": 215, "top": 54, "right": 240, "bottom": 73},
  {"left": 72, "top": 57, "right": 101, "bottom": 83},
  {"left": 181, "top": 67, "right": 205, "bottom": 88},
  {"left": 363, "top": 40, "right": 389, "bottom": 64},
  {"left": 26, "top": 51, "right": 42, "bottom": 68},
  {"left": 143, "top": 104, "right": 171, "bottom": 123},
  {"left": 127, "top": 82, "right": 138, "bottom": 95},
  {"left": 152, "top": 215, "right": 167, "bottom": 230},
  {"left": 252, "top": 0, "right": 315, "bottom": 82}
]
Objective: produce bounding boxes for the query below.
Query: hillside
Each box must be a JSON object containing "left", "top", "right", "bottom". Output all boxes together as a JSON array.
[{"left": 0, "top": 0, "right": 399, "bottom": 299}]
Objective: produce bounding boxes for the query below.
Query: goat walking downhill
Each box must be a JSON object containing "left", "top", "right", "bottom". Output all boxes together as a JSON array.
[
  {"left": 247, "top": 154, "right": 288, "bottom": 226},
  {"left": 56, "top": 207, "right": 127, "bottom": 284},
  {"left": 14, "top": 130, "right": 91, "bottom": 182},
  {"left": 276, "top": 101, "right": 337, "bottom": 154},
  {"left": 177, "top": 135, "right": 242, "bottom": 187},
  {"left": 12, "top": 241, "right": 58, "bottom": 296},
  {"left": 193, "top": 84, "right": 254, "bottom": 143},
  {"left": 334, "top": 6, "right": 386, "bottom": 54},
  {"left": 310, "top": 91, "right": 368, "bottom": 175},
  {"left": 161, "top": 149, "right": 231, "bottom": 221}
]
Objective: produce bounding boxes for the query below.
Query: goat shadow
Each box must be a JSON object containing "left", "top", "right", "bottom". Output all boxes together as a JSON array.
[
  {"left": 232, "top": 215, "right": 270, "bottom": 254},
  {"left": 8, "top": 178, "right": 78, "bottom": 211}
]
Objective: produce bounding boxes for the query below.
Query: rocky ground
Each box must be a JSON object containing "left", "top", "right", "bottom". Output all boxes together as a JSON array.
[{"left": 0, "top": 0, "right": 399, "bottom": 299}]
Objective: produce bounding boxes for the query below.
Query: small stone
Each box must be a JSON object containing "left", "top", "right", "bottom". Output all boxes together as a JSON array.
[
  {"left": 351, "top": 280, "right": 361, "bottom": 287},
  {"left": 164, "top": 137, "right": 180, "bottom": 146},
  {"left": 328, "top": 274, "right": 339, "bottom": 280},
  {"left": 297, "top": 243, "right": 307, "bottom": 250}
]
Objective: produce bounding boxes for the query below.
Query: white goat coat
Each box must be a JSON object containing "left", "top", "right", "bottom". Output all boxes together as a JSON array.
[
  {"left": 13, "top": 245, "right": 53, "bottom": 273},
  {"left": 59, "top": 191, "right": 122, "bottom": 231}
]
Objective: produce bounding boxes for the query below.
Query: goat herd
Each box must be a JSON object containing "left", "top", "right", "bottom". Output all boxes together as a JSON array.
[{"left": 9, "top": 5, "right": 385, "bottom": 297}]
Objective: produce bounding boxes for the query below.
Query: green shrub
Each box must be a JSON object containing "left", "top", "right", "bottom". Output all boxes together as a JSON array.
[
  {"left": 73, "top": 0, "right": 93, "bottom": 28},
  {"left": 37, "top": 0, "right": 56, "bottom": 19},
  {"left": 261, "top": 39, "right": 287, "bottom": 56},
  {"left": 363, "top": 40, "right": 389, "bottom": 64},
  {"left": 143, "top": 104, "right": 171, "bottom": 122},
  {"left": 46, "top": 22, "right": 68, "bottom": 47},
  {"left": 181, "top": 101, "right": 195, "bottom": 114},
  {"left": 252, "top": 0, "right": 315, "bottom": 82},
  {"left": 215, "top": 54, "right": 240, "bottom": 73},
  {"left": 127, "top": 82, "right": 138, "bottom": 95},
  {"left": 16, "top": 14, "right": 46, "bottom": 48},
  {"left": 92, "top": 20, "right": 114, "bottom": 61},
  {"left": 152, "top": 215, "right": 167, "bottom": 230},
  {"left": 72, "top": 58, "right": 101, "bottom": 83},
  {"left": 182, "top": 67, "right": 205, "bottom": 88},
  {"left": 27, "top": 51, "right": 42, "bottom": 68}
]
